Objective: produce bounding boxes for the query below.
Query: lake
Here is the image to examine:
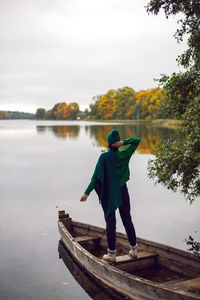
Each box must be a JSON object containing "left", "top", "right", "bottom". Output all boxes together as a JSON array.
[{"left": 0, "top": 120, "right": 199, "bottom": 300}]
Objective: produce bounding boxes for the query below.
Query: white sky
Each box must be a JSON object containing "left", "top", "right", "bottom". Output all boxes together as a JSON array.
[{"left": 0, "top": 0, "right": 186, "bottom": 113}]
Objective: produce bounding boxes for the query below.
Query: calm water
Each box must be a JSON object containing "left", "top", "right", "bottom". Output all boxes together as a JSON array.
[{"left": 0, "top": 120, "right": 199, "bottom": 300}]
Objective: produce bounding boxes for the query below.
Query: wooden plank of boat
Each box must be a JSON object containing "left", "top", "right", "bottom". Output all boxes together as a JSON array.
[
  {"left": 73, "top": 235, "right": 100, "bottom": 243},
  {"left": 103, "top": 252, "right": 158, "bottom": 272},
  {"left": 115, "top": 252, "right": 158, "bottom": 264},
  {"left": 71, "top": 220, "right": 200, "bottom": 278},
  {"left": 168, "top": 277, "right": 200, "bottom": 294},
  {"left": 58, "top": 240, "right": 126, "bottom": 300},
  {"left": 58, "top": 211, "right": 200, "bottom": 300}
]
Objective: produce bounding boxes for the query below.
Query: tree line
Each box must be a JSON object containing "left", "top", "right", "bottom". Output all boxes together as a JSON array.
[
  {"left": 0, "top": 111, "right": 35, "bottom": 119},
  {"left": 88, "top": 87, "right": 165, "bottom": 120},
  {"left": 35, "top": 102, "right": 80, "bottom": 120},
  {"left": 0, "top": 87, "right": 167, "bottom": 120},
  {"left": 35, "top": 87, "right": 167, "bottom": 120}
]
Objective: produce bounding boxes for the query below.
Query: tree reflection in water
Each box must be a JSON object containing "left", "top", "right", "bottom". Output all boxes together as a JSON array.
[
  {"left": 37, "top": 125, "right": 80, "bottom": 139},
  {"left": 87, "top": 124, "right": 176, "bottom": 155},
  {"left": 37, "top": 123, "right": 176, "bottom": 154}
]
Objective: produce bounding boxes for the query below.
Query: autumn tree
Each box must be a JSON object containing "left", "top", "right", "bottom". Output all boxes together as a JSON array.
[
  {"left": 98, "top": 89, "right": 117, "bottom": 120},
  {"left": 146, "top": 0, "right": 200, "bottom": 202},
  {"left": 136, "top": 88, "right": 165, "bottom": 120},
  {"left": 52, "top": 102, "right": 79, "bottom": 120},
  {"left": 97, "top": 87, "right": 137, "bottom": 120},
  {"left": 52, "top": 103, "right": 66, "bottom": 119},
  {"left": 0, "top": 111, "right": 11, "bottom": 119},
  {"left": 135, "top": 89, "right": 151, "bottom": 119},
  {"left": 67, "top": 102, "right": 79, "bottom": 120},
  {"left": 89, "top": 86, "right": 165, "bottom": 120}
]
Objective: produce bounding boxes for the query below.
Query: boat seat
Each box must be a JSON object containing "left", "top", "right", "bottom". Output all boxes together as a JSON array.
[
  {"left": 74, "top": 235, "right": 100, "bottom": 243},
  {"left": 167, "top": 276, "right": 200, "bottom": 294},
  {"left": 115, "top": 252, "right": 157, "bottom": 264},
  {"left": 163, "top": 277, "right": 191, "bottom": 286},
  {"left": 103, "top": 251, "right": 158, "bottom": 272}
]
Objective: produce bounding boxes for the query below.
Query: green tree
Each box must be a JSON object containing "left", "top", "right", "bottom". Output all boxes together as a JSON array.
[
  {"left": 36, "top": 108, "right": 46, "bottom": 119},
  {"left": 146, "top": 0, "right": 200, "bottom": 202},
  {"left": 115, "top": 87, "right": 136, "bottom": 119},
  {"left": 45, "top": 109, "right": 53, "bottom": 119},
  {"left": 89, "top": 95, "right": 102, "bottom": 119},
  {"left": 132, "top": 101, "right": 142, "bottom": 119}
]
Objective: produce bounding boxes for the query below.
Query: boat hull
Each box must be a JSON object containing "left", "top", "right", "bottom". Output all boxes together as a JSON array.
[{"left": 58, "top": 219, "right": 200, "bottom": 300}]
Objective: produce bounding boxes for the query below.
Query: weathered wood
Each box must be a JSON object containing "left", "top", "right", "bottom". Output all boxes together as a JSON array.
[
  {"left": 102, "top": 253, "right": 157, "bottom": 273},
  {"left": 169, "top": 277, "right": 200, "bottom": 292},
  {"left": 163, "top": 278, "right": 192, "bottom": 286},
  {"left": 58, "top": 210, "right": 67, "bottom": 217},
  {"left": 72, "top": 220, "right": 200, "bottom": 271},
  {"left": 158, "top": 256, "right": 199, "bottom": 278},
  {"left": 58, "top": 241, "right": 127, "bottom": 300},
  {"left": 72, "top": 221, "right": 108, "bottom": 248},
  {"left": 113, "top": 253, "right": 158, "bottom": 272},
  {"left": 102, "top": 252, "right": 157, "bottom": 265},
  {"left": 74, "top": 235, "right": 100, "bottom": 243},
  {"left": 137, "top": 237, "right": 200, "bottom": 272},
  {"left": 116, "top": 252, "right": 157, "bottom": 264},
  {"left": 118, "top": 257, "right": 156, "bottom": 273},
  {"left": 58, "top": 218, "right": 200, "bottom": 300},
  {"left": 58, "top": 210, "right": 72, "bottom": 233}
]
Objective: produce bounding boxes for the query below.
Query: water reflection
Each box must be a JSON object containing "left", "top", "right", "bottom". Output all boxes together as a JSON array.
[
  {"left": 1, "top": 120, "right": 199, "bottom": 300},
  {"left": 37, "top": 125, "right": 80, "bottom": 139},
  {"left": 58, "top": 241, "right": 125, "bottom": 300},
  {"left": 87, "top": 124, "right": 175, "bottom": 154},
  {"left": 37, "top": 126, "right": 47, "bottom": 134},
  {"left": 37, "top": 123, "right": 176, "bottom": 154}
]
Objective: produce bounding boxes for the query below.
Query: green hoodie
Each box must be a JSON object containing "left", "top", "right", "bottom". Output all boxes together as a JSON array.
[
  {"left": 85, "top": 137, "right": 141, "bottom": 196},
  {"left": 91, "top": 149, "right": 122, "bottom": 217}
]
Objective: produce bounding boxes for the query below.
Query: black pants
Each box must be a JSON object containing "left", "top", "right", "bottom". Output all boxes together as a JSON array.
[{"left": 104, "top": 184, "right": 136, "bottom": 250}]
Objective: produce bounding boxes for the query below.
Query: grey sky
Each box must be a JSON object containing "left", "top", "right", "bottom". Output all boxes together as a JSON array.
[{"left": 0, "top": 0, "right": 186, "bottom": 113}]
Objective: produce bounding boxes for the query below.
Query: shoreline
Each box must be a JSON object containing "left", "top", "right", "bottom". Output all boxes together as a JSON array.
[
  {"left": 85, "top": 118, "right": 182, "bottom": 128},
  {"left": 0, "top": 118, "right": 182, "bottom": 128}
]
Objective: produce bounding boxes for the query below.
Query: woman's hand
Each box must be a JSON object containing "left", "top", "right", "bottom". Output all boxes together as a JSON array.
[
  {"left": 111, "top": 140, "right": 124, "bottom": 149},
  {"left": 80, "top": 194, "right": 88, "bottom": 202}
]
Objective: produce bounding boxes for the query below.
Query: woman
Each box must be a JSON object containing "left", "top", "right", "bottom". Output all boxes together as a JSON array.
[{"left": 80, "top": 129, "right": 141, "bottom": 262}]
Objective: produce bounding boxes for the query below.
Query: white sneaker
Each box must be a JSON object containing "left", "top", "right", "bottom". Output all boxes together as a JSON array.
[
  {"left": 103, "top": 249, "right": 116, "bottom": 262},
  {"left": 129, "top": 245, "right": 138, "bottom": 258}
]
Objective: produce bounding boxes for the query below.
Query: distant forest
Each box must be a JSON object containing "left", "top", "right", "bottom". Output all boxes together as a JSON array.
[
  {"left": 0, "top": 86, "right": 171, "bottom": 121},
  {"left": 0, "top": 111, "right": 35, "bottom": 119}
]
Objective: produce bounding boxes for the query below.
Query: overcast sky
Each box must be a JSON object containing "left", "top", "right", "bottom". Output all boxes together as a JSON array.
[{"left": 0, "top": 0, "right": 186, "bottom": 113}]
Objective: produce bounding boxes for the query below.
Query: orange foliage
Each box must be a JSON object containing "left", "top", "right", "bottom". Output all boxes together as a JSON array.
[
  {"left": 89, "top": 125, "right": 161, "bottom": 154},
  {"left": 98, "top": 90, "right": 117, "bottom": 119},
  {"left": 52, "top": 102, "right": 79, "bottom": 120},
  {"left": 136, "top": 88, "right": 165, "bottom": 119},
  {"left": 91, "top": 86, "right": 165, "bottom": 120}
]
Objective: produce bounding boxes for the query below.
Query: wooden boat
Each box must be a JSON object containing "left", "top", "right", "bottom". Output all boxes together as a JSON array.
[
  {"left": 58, "top": 210, "right": 200, "bottom": 300},
  {"left": 58, "top": 240, "right": 126, "bottom": 300}
]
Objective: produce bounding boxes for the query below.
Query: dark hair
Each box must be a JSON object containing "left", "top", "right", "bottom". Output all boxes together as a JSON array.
[{"left": 108, "top": 144, "right": 118, "bottom": 152}]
